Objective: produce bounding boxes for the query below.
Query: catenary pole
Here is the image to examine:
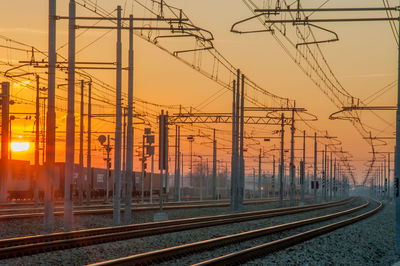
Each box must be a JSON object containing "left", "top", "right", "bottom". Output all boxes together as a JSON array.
[
  {"left": 231, "top": 80, "right": 237, "bottom": 211},
  {"left": 177, "top": 126, "right": 181, "bottom": 201},
  {"left": 64, "top": 0, "right": 76, "bottom": 231},
  {"left": 0, "top": 83, "right": 9, "bottom": 203},
  {"left": 389, "top": 152, "right": 391, "bottom": 200},
  {"left": 122, "top": 108, "right": 126, "bottom": 203},
  {"left": 289, "top": 109, "right": 295, "bottom": 206},
  {"left": 212, "top": 129, "right": 217, "bottom": 199},
  {"left": 45, "top": 0, "right": 56, "bottom": 233},
  {"left": 301, "top": 130, "right": 305, "bottom": 205},
  {"left": 272, "top": 155, "right": 276, "bottom": 198},
  {"left": 113, "top": 5, "right": 122, "bottom": 226},
  {"left": 34, "top": 76, "right": 40, "bottom": 206},
  {"left": 174, "top": 125, "right": 180, "bottom": 201},
  {"left": 239, "top": 73, "right": 245, "bottom": 210},
  {"left": 86, "top": 81, "right": 92, "bottom": 204},
  {"left": 279, "top": 113, "right": 285, "bottom": 207},
  {"left": 78, "top": 80, "right": 84, "bottom": 205},
  {"left": 236, "top": 70, "right": 240, "bottom": 209},
  {"left": 314, "top": 132, "right": 317, "bottom": 202},
  {"left": 125, "top": 14, "right": 134, "bottom": 224},
  {"left": 258, "top": 149, "right": 262, "bottom": 198}
]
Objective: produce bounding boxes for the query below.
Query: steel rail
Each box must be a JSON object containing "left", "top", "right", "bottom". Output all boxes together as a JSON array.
[
  {"left": 87, "top": 199, "right": 370, "bottom": 266},
  {"left": 0, "top": 198, "right": 246, "bottom": 208},
  {"left": 0, "top": 198, "right": 309, "bottom": 220},
  {"left": 193, "top": 199, "right": 382, "bottom": 266},
  {"left": 0, "top": 200, "right": 233, "bottom": 214},
  {"left": 0, "top": 197, "right": 282, "bottom": 208},
  {"left": 0, "top": 200, "right": 259, "bottom": 220},
  {"left": 0, "top": 198, "right": 353, "bottom": 259}
]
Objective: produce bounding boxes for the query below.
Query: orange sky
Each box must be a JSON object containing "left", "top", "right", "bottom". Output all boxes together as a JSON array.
[{"left": 0, "top": 0, "right": 397, "bottom": 184}]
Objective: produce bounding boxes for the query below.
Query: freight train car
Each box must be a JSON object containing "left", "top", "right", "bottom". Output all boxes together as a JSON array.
[
  {"left": 5, "top": 160, "right": 163, "bottom": 201},
  {"left": 7, "top": 160, "right": 32, "bottom": 200}
]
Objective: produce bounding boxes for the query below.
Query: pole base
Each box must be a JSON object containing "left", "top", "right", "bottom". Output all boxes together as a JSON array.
[{"left": 153, "top": 212, "right": 168, "bottom": 222}]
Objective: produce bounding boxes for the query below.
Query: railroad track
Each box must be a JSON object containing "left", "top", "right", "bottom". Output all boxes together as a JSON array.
[
  {"left": 87, "top": 198, "right": 380, "bottom": 266},
  {"left": 0, "top": 198, "right": 352, "bottom": 259},
  {"left": 0, "top": 198, "right": 304, "bottom": 220},
  {"left": 0, "top": 198, "right": 226, "bottom": 209},
  {"left": 0, "top": 197, "right": 276, "bottom": 209},
  {"left": 193, "top": 198, "right": 382, "bottom": 266}
]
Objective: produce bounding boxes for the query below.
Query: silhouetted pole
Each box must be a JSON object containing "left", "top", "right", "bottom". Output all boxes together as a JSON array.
[
  {"left": 330, "top": 152, "right": 333, "bottom": 200},
  {"left": 113, "top": 5, "right": 122, "bottom": 226},
  {"left": 174, "top": 125, "right": 180, "bottom": 201},
  {"left": 200, "top": 156, "right": 203, "bottom": 201},
  {"left": 212, "top": 129, "right": 217, "bottom": 199},
  {"left": 231, "top": 79, "right": 237, "bottom": 211},
  {"left": 289, "top": 109, "right": 295, "bottom": 206},
  {"left": 314, "top": 132, "right": 317, "bottom": 202},
  {"left": 206, "top": 158, "right": 209, "bottom": 198},
  {"left": 333, "top": 158, "right": 336, "bottom": 199},
  {"left": 189, "top": 138, "right": 193, "bottom": 186},
  {"left": 181, "top": 152, "right": 184, "bottom": 200},
  {"left": 177, "top": 127, "right": 181, "bottom": 201},
  {"left": 86, "top": 81, "right": 92, "bottom": 204},
  {"left": 64, "top": 0, "right": 76, "bottom": 231},
  {"left": 45, "top": 0, "right": 56, "bottom": 233},
  {"left": 272, "top": 155, "right": 276, "bottom": 198},
  {"left": 150, "top": 153, "right": 154, "bottom": 203},
  {"left": 34, "top": 76, "right": 40, "bottom": 206},
  {"left": 388, "top": 153, "right": 391, "bottom": 200},
  {"left": 105, "top": 135, "right": 110, "bottom": 203},
  {"left": 323, "top": 144, "right": 327, "bottom": 201},
  {"left": 141, "top": 133, "right": 145, "bottom": 203},
  {"left": 165, "top": 125, "right": 169, "bottom": 201},
  {"left": 78, "top": 80, "right": 84, "bottom": 205},
  {"left": 124, "top": 14, "right": 134, "bottom": 224},
  {"left": 0, "top": 82, "right": 9, "bottom": 203},
  {"left": 384, "top": 158, "right": 387, "bottom": 200},
  {"left": 122, "top": 108, "right": 126, "bottom": 203},
  {"left": 300, "top": 130, "right": 305, "bottom": 205},
  {"left": 239, "top": 73, "right": 244, "bottom": 210},
  {"left": 258, "top": 149, "right": 262, "bottom": 198},
  {"left": 279, "top": 113, "right": 285, "bottom": 207},
  {"left": 159, "top": 111, "right": 165, "bottom": 211}
]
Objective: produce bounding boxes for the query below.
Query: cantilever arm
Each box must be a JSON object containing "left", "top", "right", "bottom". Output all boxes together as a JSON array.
[
  {"left": 295, "top": 23, "right": 339, "bottom": 48},
  {"left": 297, "top": 111, "right": 318, "bottom": 121},
  {"left": 231, "top": 13, "right": 274, "bottom": 34},
  {"left": 329, "top": 108, "right": 360, "bottom": 122},
  {"left": 4, "top": 64, "right": 35, "bottom": 78}
]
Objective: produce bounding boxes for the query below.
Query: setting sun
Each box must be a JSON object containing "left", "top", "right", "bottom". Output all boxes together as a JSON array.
[{"left": 10, "top": 142, "right": 30, "bottom": 152}]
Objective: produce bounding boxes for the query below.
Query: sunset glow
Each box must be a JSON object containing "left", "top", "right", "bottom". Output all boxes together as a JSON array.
[{"left": 11, "top": 142, "right": 30, "bottom": 152}]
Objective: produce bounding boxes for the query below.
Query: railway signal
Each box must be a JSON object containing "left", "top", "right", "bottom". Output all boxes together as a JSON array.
[
  {"left": 155, "top": 110, "right": 168, "bottom": 221},
  {"left": 141, "top": 128, "right": 155, "bottom": 203},
  {"left": 98, "top": 135, "right": 112, "bottom": 204}
]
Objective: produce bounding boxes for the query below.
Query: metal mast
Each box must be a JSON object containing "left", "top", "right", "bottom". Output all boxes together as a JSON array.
[
  {"left": 113, "top": 5, "right": 122, "bottom": 226},
  {"left": 125, "top": 14, "right": 134, "bottom": 224},
  {"left": 86, "top": 81, "right": 92, "bottom": 204},
  {"left": 64, "top": 0, "right": 75, "bottom": 231},
  {"left": 45, "top": 0, "right": 56, "bottom": 233}
]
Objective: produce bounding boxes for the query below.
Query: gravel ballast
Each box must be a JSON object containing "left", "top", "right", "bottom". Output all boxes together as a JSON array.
[
  {"left": 249, "top": 200, "right": 399, "bottom": 266},
  {"left": 0, "top": 198, "right": 368, "bottom": 265},
  {"left": 0, "top": 199, "right": 298, "bottom": 239}
]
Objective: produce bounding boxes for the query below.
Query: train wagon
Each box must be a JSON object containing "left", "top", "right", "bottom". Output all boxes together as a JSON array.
[{"left": 5, "top": 160, "right": 164, "bottom": 201}]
